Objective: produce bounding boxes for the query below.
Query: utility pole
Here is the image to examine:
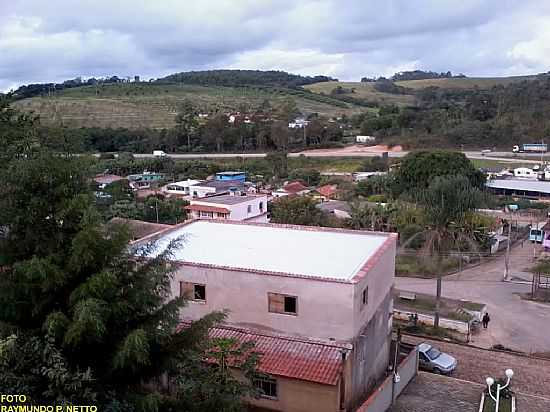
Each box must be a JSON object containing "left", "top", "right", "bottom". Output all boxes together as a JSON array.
[
  {"left": 434, "top": 273, "right": 442, "bottom": 329},
  {"left": 504, "top": 222, "right": 512, "bottom": 281},
  {"left": 155, "top": 197, "right": 159, "bottom": 224}
]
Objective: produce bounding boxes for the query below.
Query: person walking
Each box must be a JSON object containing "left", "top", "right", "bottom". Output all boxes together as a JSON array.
[{"left": 482, "top": 312, "right": 491, "bottom": 329}]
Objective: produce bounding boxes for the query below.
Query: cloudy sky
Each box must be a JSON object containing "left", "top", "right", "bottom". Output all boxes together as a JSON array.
[{"left": 2, "top": 0, "right": 550, "bottom": 90}]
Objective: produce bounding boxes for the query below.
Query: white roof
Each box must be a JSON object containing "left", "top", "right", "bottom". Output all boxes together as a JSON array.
[
  {"left": 486, "top": 179, "right": 550, "bottom": 194},
  {"left": 167, "top": 180, "right": 202, "bottom": 188},
  {"left": 143, "top": 221, "right": 389, "bottom": 280}
]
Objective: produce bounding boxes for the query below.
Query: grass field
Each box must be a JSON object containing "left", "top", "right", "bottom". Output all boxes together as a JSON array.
[
  {"left": 15, "top": 83, "right": 366, "bottom": 130},
  {"left": 304, "top": 81, "right": 416, "bottom": 106},
  {"left": 395, "top": 75, "right": 537, "bottom": 90}
]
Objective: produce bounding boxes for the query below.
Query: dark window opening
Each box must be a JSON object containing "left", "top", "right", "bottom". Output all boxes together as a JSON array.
[
  {"left": 284, "top": 296, "right": 297, "bottom": 314},
  {"left": 194, "top": 284, "right": 206, "bottom": 301},
  {"left": 362, "top": 287, "right": 368, "bottom": 306}
]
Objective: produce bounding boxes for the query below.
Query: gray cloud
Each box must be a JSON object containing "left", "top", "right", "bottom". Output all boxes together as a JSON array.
[{"left": 1, "top": 0, "right": 550, "bottom": 90}]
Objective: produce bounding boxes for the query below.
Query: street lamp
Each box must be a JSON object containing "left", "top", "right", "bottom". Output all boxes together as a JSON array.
[{"left": 486, "top": 369, "right": 514, "bottom": 412}]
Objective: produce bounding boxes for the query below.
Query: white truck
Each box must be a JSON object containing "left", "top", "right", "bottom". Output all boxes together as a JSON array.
[
  {"left": 153, "top": 150, "right": 167, "bottom": 157},
  {"left": 512, "top": 144, "right": 547, "bottom": 153}
]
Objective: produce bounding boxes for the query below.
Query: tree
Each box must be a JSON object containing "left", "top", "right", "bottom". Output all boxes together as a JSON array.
[
  {"left": 394, "top": 150, "right": 485, "bottom": 195},
  {"left": 0, "top": 103, "right": 254, "bottom": 410},
  {"left": 269, "top": 197, "right": 327, "bottom": 226},
  {"left": 265, "top": 151, "right": 288, "bottom": 178},
  {"left": 408, "top": 175, "right": 482, "bottom": 328},
  {"left": 270, "top": 120, "right": 290, "bottom": 151},
  {"left": 175, "top": 99, "right": 199, "bottom": 151},
  {"left": 288, "top": 168, "right": 321, "bottom": 186}
]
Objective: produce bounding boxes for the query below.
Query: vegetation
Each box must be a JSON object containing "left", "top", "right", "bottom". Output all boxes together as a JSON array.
[
  {"left": 0, "top": 99, "right": 259, "bottom": 410},
  {"left": 157, "top": 69, "right": 336, "bottom": 88}
]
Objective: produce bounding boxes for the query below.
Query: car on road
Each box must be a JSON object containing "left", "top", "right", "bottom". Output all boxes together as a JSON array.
[
  {"left": 481, "top": 149, "right": 492, "bottom": 156},
  {"left": 418, "top": 342, "right": 457, "bottom": 375}
]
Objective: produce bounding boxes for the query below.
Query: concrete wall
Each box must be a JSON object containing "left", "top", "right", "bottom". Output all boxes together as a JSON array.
[
  {"left": 248, "top": 376, "right": 340, "bottom": 412},
  {"left": 347, "top": 291, "right": 393, "bottom": 410},
  {"left": 173, "top": 265, "right": 357, "bottom": 341},
  {"left": 356, "top": 348, "right": 418, "bottom": 412}
]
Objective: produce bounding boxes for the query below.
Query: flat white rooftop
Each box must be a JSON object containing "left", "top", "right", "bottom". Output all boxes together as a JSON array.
[{"left": 145, "top": 221, "right": 389, "bottom": 280}]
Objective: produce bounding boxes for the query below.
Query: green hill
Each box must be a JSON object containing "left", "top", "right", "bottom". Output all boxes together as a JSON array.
[{"left": 14, "top": 82, "right": 367, "bottom": 129}]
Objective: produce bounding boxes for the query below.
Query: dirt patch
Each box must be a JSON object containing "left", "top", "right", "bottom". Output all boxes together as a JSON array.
[{"left": 296, "top": 144, "right": 403, "bottom": 156}]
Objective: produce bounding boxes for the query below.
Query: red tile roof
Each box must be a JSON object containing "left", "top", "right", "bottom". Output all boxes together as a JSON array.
[
  {"left": 185, "top": 204, "right": 230, "bottom": 214},
  {"left": 317, "top": 184, "right": 338, "bottom": 198},
  {"left": 207, "top": 325, "right": 345, "bottom": 385},
  {"left": 282, "top": 181, "right": 308, "bottom": 194}
]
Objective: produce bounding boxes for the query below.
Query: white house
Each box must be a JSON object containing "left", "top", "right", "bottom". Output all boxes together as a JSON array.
[
  {"left": 162, "top": 179, "right": 203, "bottom": 197},
  {"left": 288, "top": 118, "right": 309, "bottom": 129},
  {"left": 354, "top": 171, "right": 387, "bottom": 182},
  {"left": 185, "top": 194, "right": 269, "bottom": 222},
  {"left": 187, "top": 180, "right": 245, "bottom": 198},
  {"left": 356, "top": 135, "right": 376, "bottom": 144}
]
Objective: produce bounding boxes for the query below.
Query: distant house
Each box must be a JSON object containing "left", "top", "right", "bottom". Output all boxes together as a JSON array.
[
  {"left": 354, "top": 171, "right": 387, "bottom": 182},
  {"left": 186, "top": 194, "right": 268, "bottom": 222},
  {"left": 272, "top": 181, "right": 310, "bottom": 198},
  {"left": 162, "top": 179, "right": 204, "bottom": 197},
  {"left": 312, "top": 184, "right": 339, "bottom": 201},
  {"left": 316, "top": 200, "right": 352, "bottom": 219},
  {"left": 94, "top": 174, "right": 125, "bottom": 188},
  {"left": 128, "top": 171, "right": 165, "bottom": 190},
  {"left": 188, "top": 180, "right": 245, "bottom": 198},
  {"left": 215, "top": 171, "right": 247, "bottom": 183},
  {"left": 356, "top": 135, "right": 376, "bottom": 144},
  {"left": 288, "top": 118, "right": 309, "bottom": 129}
]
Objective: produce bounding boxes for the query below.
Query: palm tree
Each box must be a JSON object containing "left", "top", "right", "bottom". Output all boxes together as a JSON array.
[{"left": 401, "top": 175, "right": 483, "bottom": 328}]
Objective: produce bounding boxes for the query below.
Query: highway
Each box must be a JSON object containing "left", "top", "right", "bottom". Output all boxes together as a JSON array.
[{"left": 128, "top": 150, "right": 545, "bottom": 164}]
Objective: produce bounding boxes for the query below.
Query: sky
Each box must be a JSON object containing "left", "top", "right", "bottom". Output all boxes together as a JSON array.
[{"left": 2, "top": 0, "right": 550, "bottom": 91}]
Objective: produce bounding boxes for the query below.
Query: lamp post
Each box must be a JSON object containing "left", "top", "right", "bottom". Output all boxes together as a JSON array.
[{"left": 486, "top": 369, "right": 514, "bottom": 412}]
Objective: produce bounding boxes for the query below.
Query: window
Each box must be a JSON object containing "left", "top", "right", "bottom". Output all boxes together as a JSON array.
[
  {"left": 268, "top": 293, "right": 297, "bottom": 315},
  {"left": 247, "top": 205, "right": 252, "bottom": 214},
  {"left": 254, "top": 377, "right": 277, "bottom": 399},
  {"left": 259, "top": 201, "right": 264, "bottom": 212},
  {"left": 200, "top": 211, "right": 213, "bottom": 218},
  {"left": 180, "top": 282, "right": 206, "bottom": 302},
  {"left": 362, "top": 287, "right": 368, "bottom": 306}
]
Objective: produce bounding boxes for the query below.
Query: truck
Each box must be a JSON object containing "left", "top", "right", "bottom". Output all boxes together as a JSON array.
[
  {"left": 512, "top": 143, "right": 548, "bottom": 153},
  {"left": 153, "top": 150, "right": 167, "bottom": 157}
]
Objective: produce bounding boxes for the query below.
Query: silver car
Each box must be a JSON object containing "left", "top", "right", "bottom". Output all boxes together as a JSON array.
[{"left": 418, "top": 342, "right": 457, "bottom": 375}]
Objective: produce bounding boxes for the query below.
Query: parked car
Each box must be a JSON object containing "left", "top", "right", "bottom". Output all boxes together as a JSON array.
[
  {"left": 153, "top": 150, "right": 167, "bottom": 157},
  {"left": 418, "top": 342, "right": 457, "bottom": 375}
]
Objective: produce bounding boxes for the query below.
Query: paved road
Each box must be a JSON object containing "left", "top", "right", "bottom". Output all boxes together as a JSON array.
[
  {"left": 126, "top": 150, "right": 541, "bottom": 163},
  {"left": 396, "top": 243, "right": 550, "bottom": 353}
]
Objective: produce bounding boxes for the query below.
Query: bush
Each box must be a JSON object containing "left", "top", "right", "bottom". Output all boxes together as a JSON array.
[{"left": 367, "top": 194, "right": 386, "bottom": 203}]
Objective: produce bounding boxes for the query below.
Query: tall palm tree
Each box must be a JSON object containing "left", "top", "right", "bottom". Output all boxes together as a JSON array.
[{"left": 402, "top": 175, "right": 482, "bottom": 328}]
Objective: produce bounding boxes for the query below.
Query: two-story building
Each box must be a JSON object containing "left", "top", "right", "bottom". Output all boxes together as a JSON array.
[
  {"left": 185, "top": 194, "right": 268, "bottom": 222},
  {"left": 137, "top": 220, "right": 397, "bottom": 412}
]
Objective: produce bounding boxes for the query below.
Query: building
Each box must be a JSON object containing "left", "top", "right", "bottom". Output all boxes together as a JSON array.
[
  {"left": 139, "top": 220, "right": 397, "bottom": 411},
  {"left": 94, "top": 174, "right": 125, "bottom": 188},
  {"left": 317, "top": 200, "right": 352, "bottom": 219},
  {"left": 128, "top": 172, "right": 165, "bottom": 190},
  {"left": 356, "top": 135, "right": 376, "bottom": 144},
  {"left": 288, "top": 118, "right": 309, "bottom": 129},
  {"left": 215, "top": 171, "right": 247, "bottom": 183},
  {"left": 513, "top": 167, "right": 537, "bottom": 179},
  {"left": 354, "top": 172, "right": 387, "bottom": 182},
  {"left": 185, "top": 194, "right": 268, "bottom": 222},
  {"left": 188, "top": 180, "right": 245, "bottom": 198},
  {"left": 486, "top": 179, "right": 550, "bottom": 199},
  {"left": 272, "top": 181, "right": 310, "bottom": 198},
  {"left": 313, "top": 184, "right": 340, "bottom": 201},
  {"left": 162, "top": 179, "right": 203, "bottom": 197}
]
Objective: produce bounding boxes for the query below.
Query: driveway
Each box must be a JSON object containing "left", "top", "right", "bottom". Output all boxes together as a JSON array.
[{"left": 395, "top": 244, "right": 550, "bottom": 352}]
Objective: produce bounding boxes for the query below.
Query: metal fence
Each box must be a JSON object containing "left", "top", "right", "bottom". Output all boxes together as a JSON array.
[{"left": 355, "top": 346, "right": 418, "bottom": 412}]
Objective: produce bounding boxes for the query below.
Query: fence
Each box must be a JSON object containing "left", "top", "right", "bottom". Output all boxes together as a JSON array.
[{"left": 356, "top": 346, "right": 418, "bottom": 412}]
